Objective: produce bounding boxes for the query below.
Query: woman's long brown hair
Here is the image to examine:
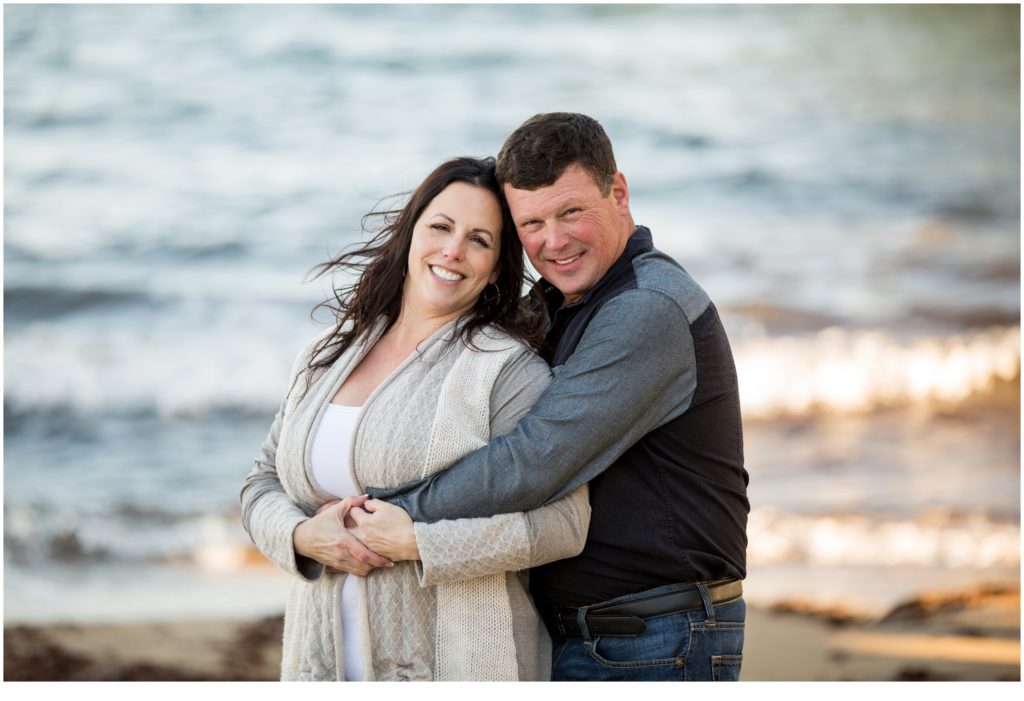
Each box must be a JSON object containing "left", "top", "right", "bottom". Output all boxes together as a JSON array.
[{"left": 298, "top": 156, "right": 545, "bottom": 396}]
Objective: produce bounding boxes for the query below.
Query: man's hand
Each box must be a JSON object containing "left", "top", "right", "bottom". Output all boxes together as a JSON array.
[
  {"left": 293, "top": 495, "right": 393, "bottom": 576},
  {"left": 349, "top": 499, "right": 420, "bottom": 562}
]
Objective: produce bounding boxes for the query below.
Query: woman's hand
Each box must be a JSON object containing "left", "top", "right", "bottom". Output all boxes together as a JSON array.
[
  {"left": 349, "top": 499, "right": 420, "bottom": 562},
  {"left": 293, "top": 495, "right": 393, "bottom": 576}
]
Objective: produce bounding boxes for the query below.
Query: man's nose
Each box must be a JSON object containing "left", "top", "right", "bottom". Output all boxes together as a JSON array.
[{"left": 544, "top": 223, "right": 571, "bottom": 251}]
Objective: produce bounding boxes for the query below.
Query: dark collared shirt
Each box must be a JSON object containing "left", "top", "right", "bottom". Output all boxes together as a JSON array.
[{"left": 530, "top": 226, "right": 748, "bottom": 607}]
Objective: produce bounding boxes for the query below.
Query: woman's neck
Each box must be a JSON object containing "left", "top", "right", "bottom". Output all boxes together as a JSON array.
[{"left": 388, "top": 302, "right": 469, "bottom": 349}]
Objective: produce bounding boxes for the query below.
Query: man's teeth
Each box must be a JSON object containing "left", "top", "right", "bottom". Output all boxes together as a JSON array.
[
  {"left": 553, "top": 255, "right": 581, "bottom": 265},
  {"left": 430, "top": 265, "right": 464, "bottom": 282}
]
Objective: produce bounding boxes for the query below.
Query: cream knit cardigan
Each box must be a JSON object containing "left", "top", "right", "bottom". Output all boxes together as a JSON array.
[{"left": 241, "top": 319, "right": 590, "bottom": 681}]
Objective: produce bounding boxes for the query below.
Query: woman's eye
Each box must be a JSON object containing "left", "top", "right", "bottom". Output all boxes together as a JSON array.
[
  {"left": 471, "top": 235, "right": 490, "bottom": 247},
  {"left": 431, "top": 223, "right": 450, "bottom": 232}
]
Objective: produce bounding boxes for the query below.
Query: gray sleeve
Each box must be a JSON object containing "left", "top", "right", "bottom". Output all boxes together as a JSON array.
[{"left": 368, "top": 288, "right": 697, "bottom": 522}]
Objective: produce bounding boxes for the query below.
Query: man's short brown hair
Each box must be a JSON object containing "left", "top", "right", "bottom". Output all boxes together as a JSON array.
[{"left": 496, "top": 112, "right": 617, "bottom": 195}]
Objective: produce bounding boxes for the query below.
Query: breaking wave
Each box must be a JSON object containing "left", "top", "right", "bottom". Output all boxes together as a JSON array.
[
  {"left": 748, "top": 507, "right": 1020, "bottom": 569},
  {"left": 735, "top": 325, "right": 1019, "bottom": 419},
  {"left": 5, "top": 321, "right": 1018, "bottom": 423}
]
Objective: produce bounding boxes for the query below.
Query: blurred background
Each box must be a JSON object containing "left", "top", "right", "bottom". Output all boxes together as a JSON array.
[{"left": 4, "top": 3, "right": 1019, "bottom": 681}]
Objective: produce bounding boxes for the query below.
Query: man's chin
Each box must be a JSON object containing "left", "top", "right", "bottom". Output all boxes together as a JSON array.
[{"left": 553, "top": 282, "right": 585, "bottom": 305}]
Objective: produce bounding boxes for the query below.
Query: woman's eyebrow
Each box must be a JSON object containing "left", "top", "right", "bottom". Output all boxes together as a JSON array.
[{"left": 432, "top": 212, "right": 494, "bottom": 238}]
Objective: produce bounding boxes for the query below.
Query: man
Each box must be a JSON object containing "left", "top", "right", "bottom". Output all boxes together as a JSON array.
[{"left": 369, "top": 113, "right": 749, "bottom": 681}]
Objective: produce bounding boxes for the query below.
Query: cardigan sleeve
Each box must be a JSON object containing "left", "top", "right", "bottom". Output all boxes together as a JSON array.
[
  {"left": 412, "top": 348, "right": 590, "bottom": 587},
  {"left": 413, "top": 486, "right": 589, "bottom": 587},
  {"left": 239, "top": 333, "right": 335, "bottom": 583},
  {"left": 240, "top": 401, "right": 323, "bottom": 582}
]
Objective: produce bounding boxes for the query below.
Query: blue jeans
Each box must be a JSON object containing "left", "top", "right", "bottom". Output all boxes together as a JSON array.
[{"left": 549, "top": 583, "right": 745, "bottom": 681}]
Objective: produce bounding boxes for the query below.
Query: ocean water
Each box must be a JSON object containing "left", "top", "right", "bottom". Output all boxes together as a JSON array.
[{"left": 4, "top": 4, "right": 1020, "bottom": 623}]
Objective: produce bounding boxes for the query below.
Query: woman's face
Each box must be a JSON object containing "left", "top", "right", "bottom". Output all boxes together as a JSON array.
[{"left": 404, "top": 182, "right": 502, "bottom": 321}]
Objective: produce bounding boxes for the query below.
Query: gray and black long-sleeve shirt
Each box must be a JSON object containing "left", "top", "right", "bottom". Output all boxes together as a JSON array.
[{"left": 369, "top": 226, "right": 749, "bottom": 608}]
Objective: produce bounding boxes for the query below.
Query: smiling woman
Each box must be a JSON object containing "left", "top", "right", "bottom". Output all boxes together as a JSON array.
[
  {"left": 302, "top": 157, "right": 543, "bottom": 385},
  {"left": 403, "top": 182, "right": 502, "bottom": 328},
  {"left": 328, "top": 180, "right": 506, "bottom": 410},
  {"left": 239, "top": 156, "right": 591, "bottom": 680}
]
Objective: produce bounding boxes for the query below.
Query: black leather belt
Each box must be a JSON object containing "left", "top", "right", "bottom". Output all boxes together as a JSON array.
[{"left": 546, "top": 579, "right": 743, "bottom": 637}]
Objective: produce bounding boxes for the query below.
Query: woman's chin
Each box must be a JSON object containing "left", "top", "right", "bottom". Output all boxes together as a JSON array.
[{"left": 408, "top": 293, "right": 481, "bottom": 320}]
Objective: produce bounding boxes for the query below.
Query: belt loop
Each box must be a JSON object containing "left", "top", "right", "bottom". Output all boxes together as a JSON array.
[
  {"left": 575, "top": 607, "right": 592, "bottom": 642},
  {"left": 696, "top": 582, "right": 716, "bottom": 624}
]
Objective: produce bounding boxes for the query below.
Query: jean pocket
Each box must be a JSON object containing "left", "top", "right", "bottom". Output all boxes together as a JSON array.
[
  {"left": 712, "top": 654, "right": 743, "bottom": 681},
  {"left": 589, "top": 638, "right": 685, "bottom": 670},
  {"left": 587, "top": 613, "right": 689, "bottom": 670}
]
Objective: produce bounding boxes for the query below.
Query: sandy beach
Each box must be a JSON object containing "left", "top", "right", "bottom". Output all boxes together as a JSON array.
[{"left": 4, "top": 582, "right": 1018, "bottom": 682}]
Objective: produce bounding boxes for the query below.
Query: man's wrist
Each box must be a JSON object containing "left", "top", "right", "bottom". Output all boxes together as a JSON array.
[{"left": 292, "top": 518, "right": 312, "bottom": 558}]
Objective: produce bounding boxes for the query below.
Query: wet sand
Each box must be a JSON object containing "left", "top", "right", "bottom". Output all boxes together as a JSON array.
[
  {"left": 4, "top": 583, "right": 1018, "bottom": 682},
  {"left": 743, "top": 582, "right": 1020, "bottom": 681}
]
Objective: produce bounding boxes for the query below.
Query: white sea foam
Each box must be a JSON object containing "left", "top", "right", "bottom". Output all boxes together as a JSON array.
[
  {"left": 5, "top": 321, "right": 1018, "bottom": 420},
  {"left": 736, "top": 325, "right": 1019, "bottom": 419},
  {"left": 3, "top": 318, "right": 311, "bottom": 419},
  {"left": 8, "top": 497, "right": 1018, "bottom": 573},
  {"left": 748, "top": 508, "right": 1020, "bottom": 569}
]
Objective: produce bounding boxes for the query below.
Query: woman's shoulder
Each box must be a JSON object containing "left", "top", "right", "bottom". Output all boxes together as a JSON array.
[
  {"left": 463, "top": 325, "right": 551, "bottom": 391},
  {"left": 295, "top": 324, "right": 341, "bottom": 363},
  {"left": 287, "top": 321, "right": 359, "bottom": 381},
  {"left": 464, "top": 324, "right": 541, "bottom": 358}
]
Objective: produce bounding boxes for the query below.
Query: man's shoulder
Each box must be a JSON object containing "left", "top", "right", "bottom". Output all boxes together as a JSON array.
[{"left": 621, "top": 249, "right": 712, "bottom": 324}]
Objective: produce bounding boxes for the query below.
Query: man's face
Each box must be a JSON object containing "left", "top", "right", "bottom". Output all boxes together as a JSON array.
[{"left": 505, "top": 164, "right": 632, "bottom": 305}]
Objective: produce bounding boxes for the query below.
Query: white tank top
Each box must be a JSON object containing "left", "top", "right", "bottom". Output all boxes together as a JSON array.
[{"left": 310, "top": 402, "right": 364, "bottom": 682}]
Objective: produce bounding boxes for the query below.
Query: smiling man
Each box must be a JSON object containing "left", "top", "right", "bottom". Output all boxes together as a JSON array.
[{"left": 369, "top": 113, "right": 749, "bottom": 681}]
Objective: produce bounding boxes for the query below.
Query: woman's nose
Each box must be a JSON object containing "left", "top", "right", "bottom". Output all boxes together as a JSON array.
[{"left": 443, "top": 239, "right": 465, "bottom": 260}]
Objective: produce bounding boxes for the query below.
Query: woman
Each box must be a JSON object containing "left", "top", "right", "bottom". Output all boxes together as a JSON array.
[{"left": 240, "top": 157, "right": 590, "bottom": 681}]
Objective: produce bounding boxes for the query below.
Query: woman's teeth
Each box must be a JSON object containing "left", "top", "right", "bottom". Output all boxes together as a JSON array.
[{"left": 430, "top": 265, "right": 464, "bottom": 282}]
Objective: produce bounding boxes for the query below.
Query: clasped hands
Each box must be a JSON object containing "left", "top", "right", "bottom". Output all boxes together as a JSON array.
[{"left": 292, "top": 495, "right": 420, "bottom": 577}]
